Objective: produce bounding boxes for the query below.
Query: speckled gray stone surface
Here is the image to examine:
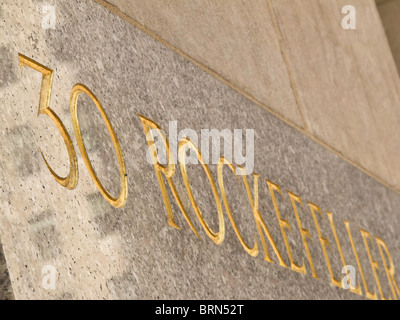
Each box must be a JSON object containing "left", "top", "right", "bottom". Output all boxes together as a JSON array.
[
  {"left": 0, "top": 243, "right": 13, "bottom": 300},
  {"left": 0, "top": 0, "right": 399, "bottom": 299}
]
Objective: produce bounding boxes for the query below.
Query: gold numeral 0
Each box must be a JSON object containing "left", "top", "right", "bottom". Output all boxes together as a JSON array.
[
  {"left": 18, "top": 54, "right": 127, "bottom": 208},
  {"left": 70, "top": 84, "right": 127, "bottom": 208}
]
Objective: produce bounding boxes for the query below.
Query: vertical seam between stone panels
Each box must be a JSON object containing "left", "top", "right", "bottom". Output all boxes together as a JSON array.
[
  {"left": 265, "top": 0, "right": 309, "bottom": 132},
  {"left": 92, "top": 0, "right": 400, "bottom": 197}
]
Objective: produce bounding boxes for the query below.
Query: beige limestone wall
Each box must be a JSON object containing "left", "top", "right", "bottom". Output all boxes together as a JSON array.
[
  {"left": 270, "top": 0, "right": 400, "bottom": 190},
  {"left": 100, "top": 0, "right": 400, "bottom": 194},
  {"left": 376, "top": 0, "right": 400, "bottom": 74}
]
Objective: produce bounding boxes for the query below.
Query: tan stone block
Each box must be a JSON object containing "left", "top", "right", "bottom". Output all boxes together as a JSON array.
[
  {"left": 376, "top": 0, "right": 400, "bottom": 75},
  {"left": 269, "top": 0, "right": 400, "bottom": 189}
]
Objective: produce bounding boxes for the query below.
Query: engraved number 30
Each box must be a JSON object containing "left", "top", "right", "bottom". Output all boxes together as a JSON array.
[{"left": 18, "top": 54, "right": 128, "bottom": 208}]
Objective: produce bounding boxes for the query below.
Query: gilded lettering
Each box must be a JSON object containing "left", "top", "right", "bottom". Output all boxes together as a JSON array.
[
  {"left": 309, "top": 203, "right": 342, "bottom": 288},
  {"left": 288, "top": 192, "right": 317, "bottom": 278},
  {"left": 267, "top": 181, "right": 306, "bottom": 274},
  {"left": 375, "top": 237, "right": 400, "bottom": 300},
  {"left": 326, "top": 212, "right": 362, "bottom": 295},
  {"left": 240, "top": 173, "right": 288, "bottom": 267},
  {"left": 178, "top": 138, "right": 225, "bottom": 245},
  {"left": 217, "top": 158, "right": 259, "bottom": 256},
  {"left": 344, "top": 221, "right": 378, "bottom": 300},
  {"left": 360, "top": 229, "right": 389, "bottom": 300},
  {"left": 138, "top": 114, "right": 199, "bottom": 236}
]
